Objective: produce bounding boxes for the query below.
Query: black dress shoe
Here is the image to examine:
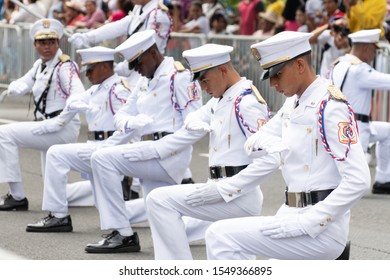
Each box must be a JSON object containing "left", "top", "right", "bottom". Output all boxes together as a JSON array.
[
  {"left": 0, "top": 194, "right": 28, "bottom": 211},
  {"left": 181, "top": 178, "right": 195, "bottom": 184},
  {"left": 372, "top": 182, "right": 390, "bottom": 194},
  {"left": 85, "top": 231, "right": 140, "bottom": 253},
  {"left": 26, "top": 213, "right": 73, "bottom": 232},
  {"left": 336, "top": 240, "right": 350, "bottom": 260}
]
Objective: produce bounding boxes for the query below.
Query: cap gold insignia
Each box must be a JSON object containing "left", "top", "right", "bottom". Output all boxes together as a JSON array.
[
  {"left": 42, "top": 19, "right": 50, "bottom": 29},
  {"left": 251, "top": 48, "right": 261, "bottom": 61},
  {"left": 328, "top": 85, "right": 346, "bottom": 101}
]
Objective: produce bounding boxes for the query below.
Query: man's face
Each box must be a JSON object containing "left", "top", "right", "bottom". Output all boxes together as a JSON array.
[
  {"left": 197, "top": 67, "right": 225, "bottom": 99},
  {"left": 269, "top": 61, "right": 300, "bottom": 98},
  {"left": 132, "top": 50, "right": 155, "bottom": 79},
  {"left": 34, "top": 39, "right": 59, "bottom": 62},
  {"left": 86, "top": 62, "right": 104, "bottom": 85}
]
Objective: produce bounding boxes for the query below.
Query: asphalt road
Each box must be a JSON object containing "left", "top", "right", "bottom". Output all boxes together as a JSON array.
[{"left": 0, "top": 93, "right": 389, "bottom": 260}]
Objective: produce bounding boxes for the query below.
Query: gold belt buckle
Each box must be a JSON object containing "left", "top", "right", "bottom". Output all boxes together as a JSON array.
[{"left": 141, "top": 134, "right": 154, "bottom": 141}]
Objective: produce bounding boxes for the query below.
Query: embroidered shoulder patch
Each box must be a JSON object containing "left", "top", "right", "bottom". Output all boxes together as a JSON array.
[
  {"left": 328, "top": 84, "right": 347, "bottom": 101},
  {"left": 257, "top": 118, "right": 267, "bottom": 130},
  {"left": 338, "top": 122, "right": 358, "bottom": 144},
  {"left": 187, "top": 85, "right": 201, "bottom": 100}
]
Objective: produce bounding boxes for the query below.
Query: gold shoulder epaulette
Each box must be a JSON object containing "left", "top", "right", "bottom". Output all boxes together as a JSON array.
[
  {"left": 59, "top": 54, "right": 71, "bottom": 63},
  {"left": 121, "top": 79, "right": 131, "bottom": 91},
  {"left": 174, "top": 61, "right": 186, "bottom": 72},
  {"left": 158, "top": 2, "right": 169, "bottom": 11},
  {"left": 351, "top": 58, "right": 362, "bottom": 65},
  {"left": 328, "top": 84, "right": 346, "bottom": 101},
  {"left": 251, "top": 85, "right": 267, "bottom": 105}
]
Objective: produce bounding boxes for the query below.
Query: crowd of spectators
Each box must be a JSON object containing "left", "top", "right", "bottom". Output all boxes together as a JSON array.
[{"left": 1, "top": 0, "right": 390, "bottom": 39}]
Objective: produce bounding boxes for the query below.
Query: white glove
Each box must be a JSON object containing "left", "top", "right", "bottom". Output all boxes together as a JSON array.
[
  {"left": 185, "top": 181, "right": 223, "bottom": 206},
  {"left": 260, "top": 215, "right": 307, "bottom": 239},
  {"left": 66, "top": 100, "right": 90, "bottom": 113},
  {"left": 244, "top": 133, "right": 261, "bottom": 156},
  {"left": 68, "top": 33, "right": 90, "bottom": 48},
  {"left": 77, "top": 146, "right": 97, "bottom": 161},
  {"left": 245, "top": 133, "right": 288, "bottom": 156},
  {"left": 185, "top": 120, "right": 211, "bottom": 133},
  {"left": 30, "top": 118, "right": 64, "bottom": 135},
  {"left": 122, "top": 142, "right": 159, "bottom": 161},
  {"left": 124, "top": 114, "right": 153, "bottom": 133}
]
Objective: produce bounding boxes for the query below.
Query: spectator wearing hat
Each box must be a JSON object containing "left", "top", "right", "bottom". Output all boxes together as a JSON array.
[
  {"left": 329, "top": 29, "right": 390, "bottom": 195},
  {"left": 69, "top": 0, "right": 172, "bottom": 54},
  {"left": 0, "top": 19, "right": 84, "bottom": 211},
  {"left": 64, "top": 0, "right": 85, "bottom": 27},
  {"left": 25, "top": 46, "right": 132, "bottom": 232},
  {"left": 253, "top": 10, "right": 281, "bottom": 38},
  {"left": 205, "top": 31, "right": 369, "bottom": 260},
  {"left": 145, "top": 43, "right": 276, "bottom": 260},
  {"left": 84, "top": 30, "right": 202, "bottom": 253},
  {"left": 74, "top": 0, "right": 106, "bottom": 29}
]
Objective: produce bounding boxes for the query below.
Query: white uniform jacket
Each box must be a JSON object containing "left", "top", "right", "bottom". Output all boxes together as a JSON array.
[
  {"left": 87, "top": 0, "right": 172, "bottom": 53},
  {"left": 8, "top": 49, "right": 84, "bottom": 122},
  {"left": 253, "top": 76, "right": 370, "bottom": 244},
  {"left": 330, "top": 53, "right": 390, "bottom": 116},
  {"left": 153, "top": 78, "right": 279, "bottom": 202},
  {"left": 114, "top": 57, "right": 202, "bottom": 183},
  {"left": 68, "top": 73, "right": 130, "bottom": 132}
]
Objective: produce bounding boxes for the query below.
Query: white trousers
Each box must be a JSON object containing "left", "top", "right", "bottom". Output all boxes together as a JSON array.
[
  {"left": 359, "top": 121, "right": 390, "bottom": 182},
  {"left": 146, "top": 183, "right": 263, "bottom": 260},
  {"left": 43, "top": 142, "right": 98, "bottom": 213},
  {"left": 205, "top": 216, "right": 345, "bottom": 260},
  {"left": 91, "top": 145, "right": 178, "bottom": 231},
  {"left": 0, "top": 119, "right": 80, "bottom": 184},
  {"left": 66, "top": 180, "right": 210, "bottom": 242}
]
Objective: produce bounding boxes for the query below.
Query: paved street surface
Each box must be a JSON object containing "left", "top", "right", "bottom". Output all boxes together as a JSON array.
[{"left": 0, "top": 93, "right": 389, "bottom": 260}]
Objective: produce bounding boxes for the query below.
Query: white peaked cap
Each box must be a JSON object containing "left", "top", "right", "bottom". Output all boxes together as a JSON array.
[
  {"left": 115, "top": 30, "right": 156, "bottom": 62},
  {"left": 182, "top": 44, "right": 234, "bottom": 73},
  {"left": 250, "top": 31, "right": 312, "bottom": 79},
  {"left": 77, "top": 46, "right": 116, "bottom": 66},
  {"left": 30, "top": 18, "right": 63, "bottom": 41}
]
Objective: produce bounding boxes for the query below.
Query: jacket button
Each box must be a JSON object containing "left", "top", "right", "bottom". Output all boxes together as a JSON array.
[
  {"left": 319, "top": 222, "right": 325, "bottom": 227},
  {"left": 236, "top": 189, "right": 241, "bottom": 193},
  {"left": 303, "top": 165, "right": 309, "bottom": 171},
  {"left": 228, "top": 193, "right": 232, "bottom": 197},
  {"left": 326, "top": 217, "right": 331, "bottom": 222},
  {"left": 307, "top": 128, "right": 312, "bottom": 133}
]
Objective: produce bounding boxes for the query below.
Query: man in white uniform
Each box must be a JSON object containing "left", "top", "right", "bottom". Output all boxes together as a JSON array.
[
  {"left": 330, "top": 29, "right": 390, "bottom": 194},
  {"left": 205, "top": 31, "right": 370, "bottom": 260},
  {"left": 26, "top": 46, "right": 132, "bottom": 232},
  {"left": 85, "top": 30, "right": 202, "bottom": 253},
  {"left": 0, "top": 19, "right": 84, "bottom": 211},
  {"left": 68, "top": 0, "right": 172, "bottom": 54},
  {"left": 145, "top": 43, "right": 278, "bottom": 260}
]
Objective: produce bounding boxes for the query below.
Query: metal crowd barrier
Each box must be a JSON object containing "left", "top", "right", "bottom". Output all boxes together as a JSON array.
[{"left": 1, "top": 23, "right": 390, "bottom": 121}]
